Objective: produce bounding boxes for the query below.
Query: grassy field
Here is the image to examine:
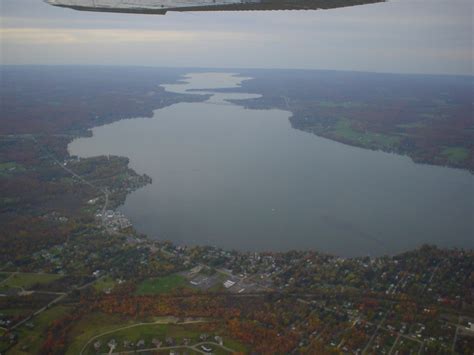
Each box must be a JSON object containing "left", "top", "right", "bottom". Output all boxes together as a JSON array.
[
  {"left": 0, "top": 273, "right": 62, "bottom": 291},
  {"left": 0, "top": 162, "right": 26, "bottom": 177},
  {"left": 0, "top": 328, "right": 7, "bottom": 352},
  {"left": 332, "top": 118, "right": 400, "bottom": 150},
  {"left": 315, "top": 100, "right": 369, "bottom": 109},
  {"left": 135, "top": 274, "right": 188, "bottom": 295},
  {"left": 6, "top": 305, "right": 72, "bottom": 354},
  {"left": 92, "top": 276, "right": 116, "bottom": 293},
  {"left": 66, "top": 312, "right": 246, "bottom": 355},
  {"left": 66, "top": 312, "right": 133, "bottom": 355},
  {"left": 154, "top": 348, "right": 201, "bottom": 355},
  {"left": 3, "top": 308, "right": 248, "bottom": 354},
  {"left": 0, "top": 339, "right": 10, "bottom": 355},
  {"left": 442, "top": 147, "right": 469, "bottom": 164},
  {"left": 0, "top": 307, "right": 36, "bottom": 319},
  {"left": 222, "top": 337, "right": 248, "bottom": 352},
  {"left": 80, "top": 322, "right": 241, "bottom": 354},
  {"left": 397, "top": 121, "right": 426, "bottom": 129},
  {"left": 82, "top": 323, "right": 197, "bottom": 354}
]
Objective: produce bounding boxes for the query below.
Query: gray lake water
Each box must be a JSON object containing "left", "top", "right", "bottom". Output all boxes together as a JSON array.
[{"left": 69, "top": 73, "right": 474, "bottom": 257}]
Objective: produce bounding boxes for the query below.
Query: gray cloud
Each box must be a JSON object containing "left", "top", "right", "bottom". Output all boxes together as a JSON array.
[{"left": 0, "top": 0, "right": 472, "bottom": 75}]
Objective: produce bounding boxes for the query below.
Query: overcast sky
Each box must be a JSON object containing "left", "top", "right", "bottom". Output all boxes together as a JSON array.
[{"left": 0, "top": 0, "right": 472, "bottom": 75}]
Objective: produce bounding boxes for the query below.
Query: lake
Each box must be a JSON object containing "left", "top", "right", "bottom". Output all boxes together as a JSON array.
[{"left": 69, "top": 72, "right": 473, "bottom": 256}]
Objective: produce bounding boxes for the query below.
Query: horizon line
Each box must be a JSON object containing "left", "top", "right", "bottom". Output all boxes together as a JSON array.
[{"left": 1, "top": 63, "right": 472, "bottom": 78}]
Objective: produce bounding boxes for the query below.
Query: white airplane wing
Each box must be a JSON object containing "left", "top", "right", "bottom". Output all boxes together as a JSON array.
[{"left": 45, "top": 0, "right": 385, "bottom": 15}]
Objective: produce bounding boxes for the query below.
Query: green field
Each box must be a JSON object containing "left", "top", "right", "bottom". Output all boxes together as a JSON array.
[
  {"left": 315, "top": 100, "right": 369, "bottom": 109},
  {"left": 441, "top": 147, "right": 469, "bottom": 164},
  {"left": 80, "top": 322, "right": 241, "bottom": 355},
  {"left": 0, "top": 272, "right": 9, "bottom": 282},
  {"left": 0, "top": 273, "right": 62, "bottom": 291},
  {"left": 135, "top": 274, "right": 188, "bottom": 295},
  {"left": 397, "top": 121, "right": 426, "bottom": 129},
  {"left": 332, "top": 118, "right": 400, "bottom": 150},
  {"left": 66, "top": 312, "right": 131, "bottom": 355},
  {"left": 0, "top": 307, "right": 36, "bottom": 319},
  {"left": 5, "top": 305, "right": 72, "bottom": 354},
  {"left": 0, "top": 162, "right": 26, "bottom": 177},
  {"left": 154, "top": 348, "right": 201, "bottom": 355},
  {"left": 65, "top": 312, "right": 246, "bottom": 355},
  {"left": 93, "top": 276, "right": 116, "bottom": 293},
  {"left": 82, "top": 323, "right": 198, "bottom": 354}
]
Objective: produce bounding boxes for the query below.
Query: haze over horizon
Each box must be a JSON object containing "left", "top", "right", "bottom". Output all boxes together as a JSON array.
[{"left": 1, "top": 0, "right": 472, "bottom": 76}]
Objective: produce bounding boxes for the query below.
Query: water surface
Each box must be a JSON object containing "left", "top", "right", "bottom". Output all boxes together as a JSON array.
[{"left": 69, "top": 73, "right": 474, "bottom": 256}]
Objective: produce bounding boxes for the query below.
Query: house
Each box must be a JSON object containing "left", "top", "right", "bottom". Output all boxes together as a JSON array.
[
  {"left": 223, "top": 280, "right": 236, "bottom": 288},
  {"left": 107, "top": 339, "right": 117, "bottom": 348},
  {"left": 152, "top": 338, "right": 162, "bottom": 348}
]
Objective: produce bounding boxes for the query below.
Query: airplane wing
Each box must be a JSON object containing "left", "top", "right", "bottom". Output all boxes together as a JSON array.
[{"left": 45, "top": 0, "right": 385, "bottom": 15}]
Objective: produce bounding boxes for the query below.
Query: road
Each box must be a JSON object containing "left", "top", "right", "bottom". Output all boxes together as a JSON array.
[
  {"left": 0, "top": 272, "right": 18, "bottom": 286},
  {"left": 8, "top": 275, "right": 104, "bottom": 331},
  {"left": 451, "top": 315, "right": 460, "bottom": 353},
  {"left": 32, "top": 136, "right": 110, "bottom": 226},
  {"left": 11, "top": 292, "right": 67, "bottom": 330},
  {"left": 103, "top": 341, "right": 236, "bottom": 355},
  {"left": 362, "top": 311, "right": 389, "bottom": 354}
]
